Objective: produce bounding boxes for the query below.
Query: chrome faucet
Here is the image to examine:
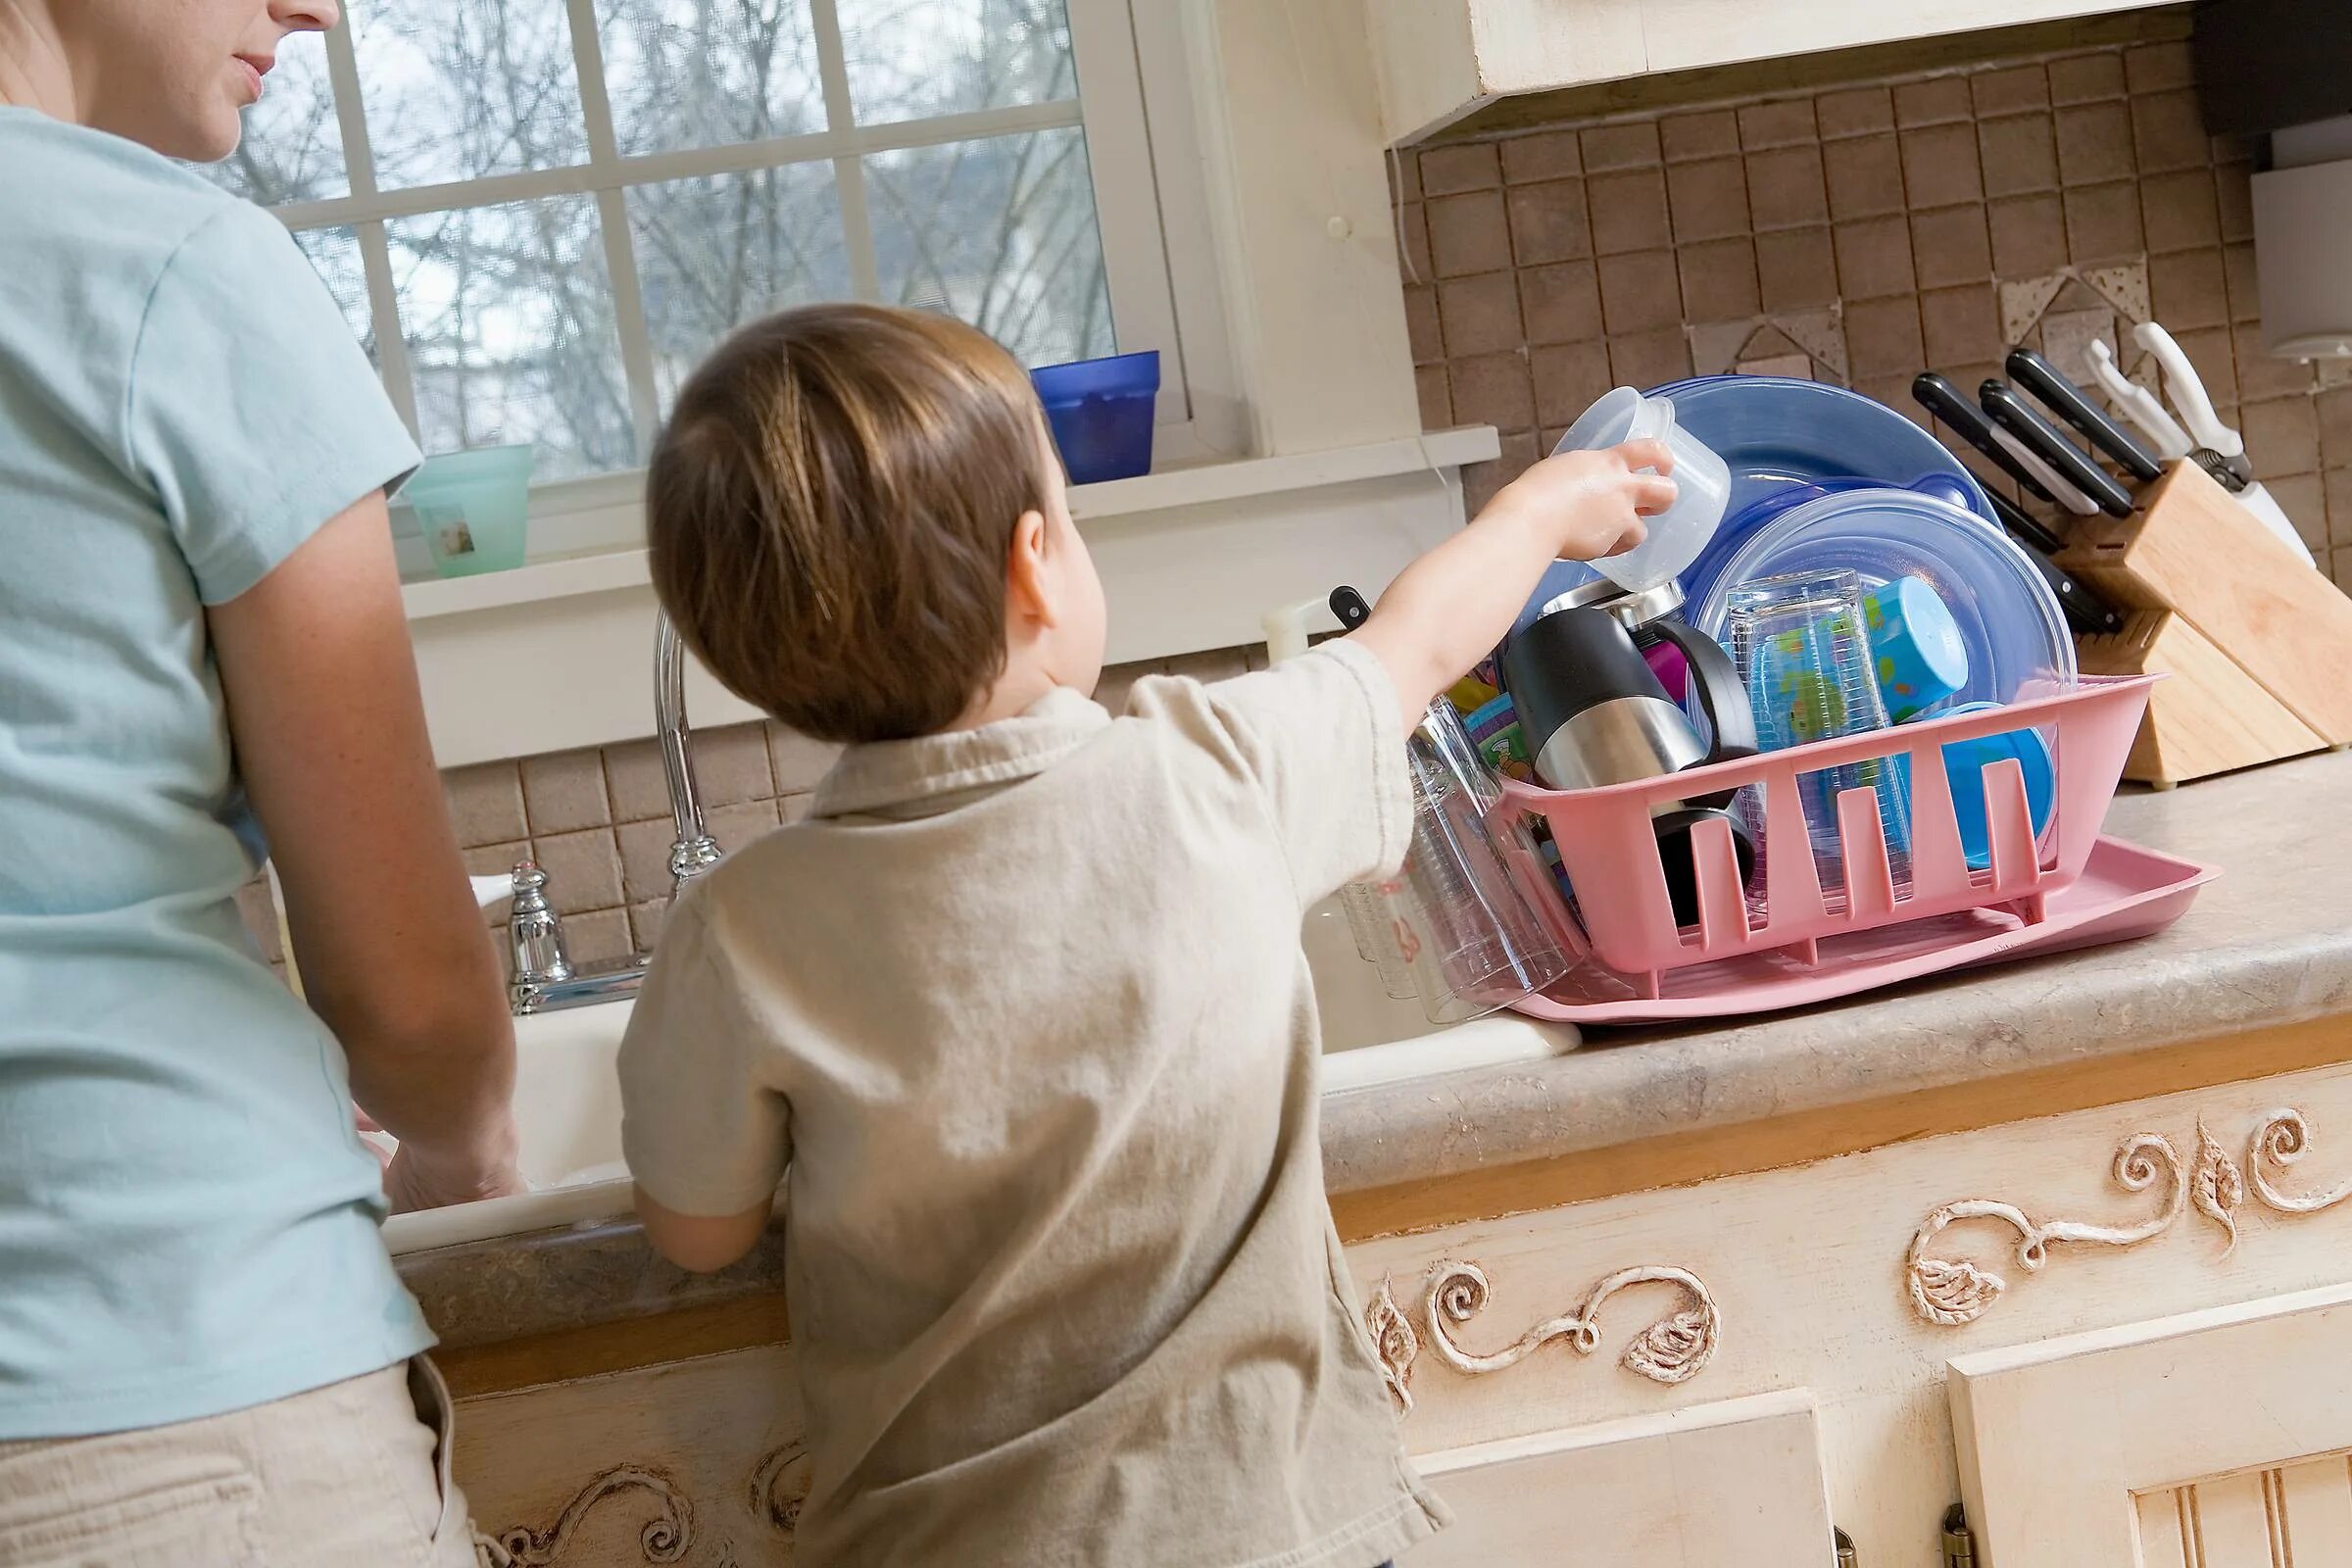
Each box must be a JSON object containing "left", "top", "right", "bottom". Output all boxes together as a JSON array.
[{"left": 502, "top": 612, "right": 723, "bottom": 1014}]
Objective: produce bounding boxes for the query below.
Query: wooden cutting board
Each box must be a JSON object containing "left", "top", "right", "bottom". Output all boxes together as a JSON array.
[
  {"left": 2058, "top": 463, "right": 2352, "bottom": 745},
  {"left": 2077, "top": 611, "right": 2328, "bottom": 786}
]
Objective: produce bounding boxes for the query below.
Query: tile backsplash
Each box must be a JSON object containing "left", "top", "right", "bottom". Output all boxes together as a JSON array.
[{"left": 1396, "top": 31, "right": 2352, "bottom": 599}]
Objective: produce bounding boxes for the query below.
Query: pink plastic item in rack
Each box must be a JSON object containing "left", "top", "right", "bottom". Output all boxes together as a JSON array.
[{"left": 1494, "top": 674, "right": 2161, "bottom": 997}]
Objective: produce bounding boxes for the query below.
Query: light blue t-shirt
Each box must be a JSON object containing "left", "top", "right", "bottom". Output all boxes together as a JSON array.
[{"left": 0, "top": 108, "right": 433, "bottom": 1439}]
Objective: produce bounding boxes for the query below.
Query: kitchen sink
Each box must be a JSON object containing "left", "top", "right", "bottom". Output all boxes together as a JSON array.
[{"left": 381, "top": 899, "right": 1576, "bottom": 1252}]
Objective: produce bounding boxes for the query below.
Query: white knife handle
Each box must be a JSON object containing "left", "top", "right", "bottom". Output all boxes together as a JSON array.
[
  {"left": 1987, "top": 424, "right": 2100, "bottom": 514},
  {"left": 2134, "top": 320, "right": 2241, "bottom": 457},
  {"left": 2084, "top": 338, "right": 2191, "bottom": 460}
]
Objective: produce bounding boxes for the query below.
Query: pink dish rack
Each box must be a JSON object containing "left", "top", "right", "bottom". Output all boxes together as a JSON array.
[{"left": 1494, "top": 674, "right": 2166, "bottom": 1001}]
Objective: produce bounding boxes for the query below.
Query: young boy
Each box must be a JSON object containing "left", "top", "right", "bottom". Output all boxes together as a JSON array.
[{"left": 617, "top": 303, "right": 1672, "bottom": 1567}]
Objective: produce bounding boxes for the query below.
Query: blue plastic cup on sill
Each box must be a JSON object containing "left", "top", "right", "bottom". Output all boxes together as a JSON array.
[
  {"left": 1033, "top": 351, "right": 1159, "bottom": 484},
  {"left": 403, "top": 443, "right": 534, "bottom": 578}
]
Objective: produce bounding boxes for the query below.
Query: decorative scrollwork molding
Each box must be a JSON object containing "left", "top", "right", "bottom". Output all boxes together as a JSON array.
[
  {"left": 749, "top": 1440, "right": 811, "bottom": 1534},
  {"left": 1364, "top": 1276, "right": 1420, "bottom": 1414},
  {"left": 2250, "top": 1108, "right": 2352, "bottom": 1215},
  {"left": 1907, "top": 1132, "right": 2188, "bottom": 1326},
  {"left": 495, "top": 1466, "right": 692, "bottom": 1565},
  {"left": 2191, "top": 1117, "right": 2246, "bottom": 1254}
]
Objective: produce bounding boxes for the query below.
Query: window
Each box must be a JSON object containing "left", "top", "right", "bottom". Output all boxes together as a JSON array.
[{"left": 205, "top": 0, "right": 1200, "bottom": 483}]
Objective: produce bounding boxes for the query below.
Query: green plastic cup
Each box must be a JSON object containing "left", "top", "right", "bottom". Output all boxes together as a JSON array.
[{"left": 403, "top": 443, "right": 534, "bottom": 578}]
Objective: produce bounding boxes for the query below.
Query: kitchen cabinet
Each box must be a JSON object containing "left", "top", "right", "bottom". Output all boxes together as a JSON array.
[{"left": 1949, "top": 1281, "right": 2352, "bottom": 1566}]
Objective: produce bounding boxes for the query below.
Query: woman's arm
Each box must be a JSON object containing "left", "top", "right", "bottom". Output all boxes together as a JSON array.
[{"left": 209, "top": 494, "right": 522, "bottom": 1210}]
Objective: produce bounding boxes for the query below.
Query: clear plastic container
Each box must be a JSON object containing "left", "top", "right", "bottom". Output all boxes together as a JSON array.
[
  {"left": 1552, "top": 386, "right": 1733, "bottom": 594},
  {"left": 402, "top": 443, "right": 534, "bottom": 579}
]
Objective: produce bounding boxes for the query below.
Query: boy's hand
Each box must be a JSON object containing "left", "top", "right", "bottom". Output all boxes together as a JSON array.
[{"left": 1488, "top": 439, "right": 1680, "bottom": 563}]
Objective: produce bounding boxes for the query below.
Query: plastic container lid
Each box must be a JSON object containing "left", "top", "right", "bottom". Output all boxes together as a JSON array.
[{"left": 1931, "top": 702, "right": 2058, "bottom": 870}]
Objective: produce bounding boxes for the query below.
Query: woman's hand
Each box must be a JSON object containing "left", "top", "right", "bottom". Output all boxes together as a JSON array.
[{"left": 383, "top": 1131, "right": 528, "bottom": 1213}]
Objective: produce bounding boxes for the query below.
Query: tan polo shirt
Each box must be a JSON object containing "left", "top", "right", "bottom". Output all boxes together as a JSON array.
[{"left": 617, "top": 640, "right": 1447, "bottom": 1567}]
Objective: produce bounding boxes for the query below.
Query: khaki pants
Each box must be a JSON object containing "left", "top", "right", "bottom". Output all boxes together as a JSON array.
[{"left": 0, "top": 1360, "right": 502, "bottom": 1567}]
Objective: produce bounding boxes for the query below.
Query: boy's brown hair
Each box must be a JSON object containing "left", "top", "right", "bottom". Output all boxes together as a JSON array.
[{"left": 646, "top": 303, "right": 1050, "bottom": 744}]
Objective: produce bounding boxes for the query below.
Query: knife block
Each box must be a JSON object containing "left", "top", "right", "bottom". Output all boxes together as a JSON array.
[
  {"left": 2057, "top": 463, "right": 2352, "bottom": 779},
  {"left": 2076, "top": 612, "right": 2328, "bottom": 787}
]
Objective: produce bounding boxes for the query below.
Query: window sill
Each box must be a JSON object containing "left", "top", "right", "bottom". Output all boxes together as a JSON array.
[{"left": 402, "top": 425, "right": 1498, "bottom": 765}]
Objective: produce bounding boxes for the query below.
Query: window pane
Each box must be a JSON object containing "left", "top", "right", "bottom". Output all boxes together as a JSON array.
[
  {"left": 387, "top": 197, "right": 636, "bottom": 476},
  {"left": 836, "top": 0, "right": 1077, "bottom": 126},
  {"left": 354, "top": 0, "right": 591, "bottom": 189},
  {"left": 597, "top": 0, "right": 824, "bottom": 155},
  {"left": 628, "top": 167, "right": 849, "bottom": 410},
  {"left": 291, "top": 225, "right": 379, "bottom": 365},
  {"left": 867, "top": 129, "right": 1112, "bottom": 368},
  {"left": 194, "top": 38, "right": 348, "bottom": 203}
]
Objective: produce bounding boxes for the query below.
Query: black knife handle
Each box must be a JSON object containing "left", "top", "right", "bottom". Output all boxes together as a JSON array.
[
  {"left": 2005, "top": 348, "right": 2163, "bottom": 482},
  {"left": 1912, "top": 372, "right": 2059, "bottom": 506},
  {"left": 1985, "top": 492, "right": 2125, "bottom": 637},
  {"left": 1984, "top": 486, "right": 2065, "bottom": 557},
  {"left": 1980, "top": 380, "right": 2136, "bottom": 518}
]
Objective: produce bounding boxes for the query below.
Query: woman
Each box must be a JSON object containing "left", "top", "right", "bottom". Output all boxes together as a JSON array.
[{"left": 0, "top": 1, "right": 524, "bottom": 1560}]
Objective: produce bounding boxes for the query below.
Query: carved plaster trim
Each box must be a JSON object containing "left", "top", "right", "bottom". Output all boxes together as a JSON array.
[
  {"left": 494, "top": 1466, "right": 692, "bottom": 1564},
  {"left": 2249, "top": 1108, "right": 2352, "bottom": 1216},
  {"left": 1368, "top": 1259, "right": 1719, "bottom": 1412},
  {"left": 749, "top": 1440, "right": 811, "bottom": 1535}
]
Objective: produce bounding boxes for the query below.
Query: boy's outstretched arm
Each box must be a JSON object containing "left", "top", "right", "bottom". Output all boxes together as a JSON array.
[{"left": 1349, "top": 440, "right": 1677, "bottom": 727}]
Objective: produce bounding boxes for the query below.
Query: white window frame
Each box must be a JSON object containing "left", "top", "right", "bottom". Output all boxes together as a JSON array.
[{"left": 263, "top": 0, "right": 1238, "bottom": 545}]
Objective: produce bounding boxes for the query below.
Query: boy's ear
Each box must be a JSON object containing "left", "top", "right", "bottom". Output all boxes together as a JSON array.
[{"left": 1005, "top": 509, "right": 1059, "bottom": 630}]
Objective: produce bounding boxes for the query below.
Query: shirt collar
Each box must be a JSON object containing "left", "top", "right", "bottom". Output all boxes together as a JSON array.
[{"left": 808, "top": 685, "right": 1111, "bottom": 819}]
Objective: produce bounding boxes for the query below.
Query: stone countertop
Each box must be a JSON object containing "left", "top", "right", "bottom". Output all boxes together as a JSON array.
[
  {"left": 1320, "top": 751, "right": 2352, "bottom": 1199},
  {"left": 403, "top": 752, "right": 2352, "bottom": 1349}
]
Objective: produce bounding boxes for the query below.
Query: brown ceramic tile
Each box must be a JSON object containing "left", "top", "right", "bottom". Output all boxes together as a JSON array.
[
  {"left": 2055, "top": 102, "right": 2135, "bottom": 186},
  {"left": 2270, "top": 472, "right": 2329, "bottom": 553},
  {"left": 1678, "top": 238, "right": 1761, "bottom": 321},
  {"left": 1388, "top": 147, "right": 1421, "bottom": 205},
  {"left": 1607, "top": 327, "right": 1692, "bottom": 389},
  {"left": 2329, "top": 466, "right": 2352, "bottom": 545},
  {"left": 443, "top": 760, "right": 526, "bottom": 849},
  {"left": 2174, "top": 325, "right": 2238, "bottom": 409},
  {"left": 1587, "top": 168, "right": 1672, "bottom": 256},
  {"left": 1825, "top": 134, "right": 1906, "bottom": 220},
  {"left": 1415, "top": 364, "right": 1450, "bottom": 430},
  {"left": 1757, "top": 226, "right": 1838, "bottom": 310},
  {"left": 1738, "top": 99, "right": 1817, "bottom": 150},
  {"left": 2321, "top": 388, "right": 2352, "bottom": 468},
  {"left": 614, "top": 817, "right": 678, "bottom": 905},
  {"left": 1448, "top": 351, "right": 1536, "bottom": 430},
  {"left": 605, "top": 726, "right": 761, "bottom": 823},
  {"left": 1661, "top": 109, "right": 1739, "bottom": 164},
  {"left": 1745, "top": 146, "right": 1828, "bottom": 231},
  {"left": 627, "top": 899, "right": 669, "bottom": 954},
  {"left": 766, "top": 721, "right": 841, "bottom": 795},
  {"left": 1598, "top": 249, "right": 1685, "bottom": 333},
  {"left": 1532, "top": 341, "right": 1613, "bottom": 427},
  {"left": 2236, "top": 325, "right": 2316, "bottom": 402},
  {"left": 1420, "top": 142, "right": 1501, "bottom": 196},
  {"left": 711, "top": 798, "right": 781, "bottom": 854},
  {"left": 1892, "top": 75, "right": 1972, "bottom": 127},
  {"left": 2212, "top": 131, "right": 2256, "bottom": 166},
  {"left": 2063, "top": 182, "right": 2143, "bottom": 264},
  {"left": 533, "top": 826, "right": 624, "bottom": 913},
  {"left": 2140, "top": 169, "right": 2222, "bottom": 253},
  {"left": 2224, "top": 242, "right": 2261, "bottom": 323},
  {"left": 1845, "top": 296, "right": 1926, "bottom": 377},
  {"left": 1437, "top": 272, "right": 1524, "bottom": 357},
  {"left": 2048, "top": 53, "right": 2126, "bottom": 105},
  {"left": 2216, "top": 162, "right": 2254, "bottom": 242},
  {"left": 1971, "top": 64, "right": 2049, "bottom": 118},
  {"left": 1506, "top": 178, "right": 1592, "bottom": 266},
  {"left": 2126, "top": 40, "right": 2194, "bottom": 95},
  {"left": 1902, "top": 122, "right": 1984, "bottom": 209},
  {"left": 519, "top": 748, "right": 612, "bottom": 835},
  {"left": 1581, "top": 121, "right": 1662, "bottom": 172},
  {"left": 2132, "top": 91, "right": 2209, "bottom": 174},
  {"left": 1461, "top": 430, "right": 1539, "bottom": 514},
  {"left": 1501, "top": 130, "right": 1584, "bottom": 184},
  {"left": 1402, "top": 284, "right": 1443, "bottom": 365},
  {"left": 1979, "top": 115, "right": 2059, "bottom": 199},
  {"left": 564, "top": 907, "right": 636, "bottom": 967},
  {"left": 1920, "top": 283, "right": 2000, "bottom": 369},
  {"left": 1396, "top": 202, "right": 1432, "bottom": 281},
  {"left": 1911, "top": 205, "right": 1991, "bottom": 289},
  {"left": 1988, "top": 193, "right": 2069, "bottom": 276},
  {"left": 2148, "top": 249, "right": 2229, "bottom": 331},
  {"left": 2334, "top": 546, "right": 2352, "bottom": 596},
  {"left": 1857, "top": 373, "right": 1934, "bottom": 420},
  {"left": 1815, "top": 85, "right": 1894, "bottom": 140},
  {"left": 1667, "top": 157, "right": 1749, "bottom": 244},
  {"left": 1427, "top": 191, "right": 1513, "bottom": 277},
  {"left": 1520, "top": 260, "right": 1603, "bottom": 345},
  {"left": 1834, "top": 216, "right": 1916, "bottom": 300}
]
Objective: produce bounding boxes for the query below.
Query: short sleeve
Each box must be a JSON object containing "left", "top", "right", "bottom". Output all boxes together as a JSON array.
[
  {"left": 1168, "top": 639, "right": 1413, "bottom": 906},
  {"left": 125, "top": 203, "right": 420, "bottom": 605},
  {"left": 618, "top": 896, "right": 794, "bottom": 1217}
]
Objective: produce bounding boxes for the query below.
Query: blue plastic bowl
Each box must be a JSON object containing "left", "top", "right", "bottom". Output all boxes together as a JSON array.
[{"left": 1033, "top": 350, "right": 1159, "bottom": 484}]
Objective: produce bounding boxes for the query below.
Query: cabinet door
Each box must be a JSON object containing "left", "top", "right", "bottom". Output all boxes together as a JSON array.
[
  {"left": 1408, "top": 1391, "right": 1838, "bottom": 1565},
  {"left": 1949, "top": 1280, "right": 2352, "bottom": 1566}
]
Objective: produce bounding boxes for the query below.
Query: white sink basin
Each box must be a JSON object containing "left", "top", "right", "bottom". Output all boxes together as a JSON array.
[{"left": 383, "top": 901, "right": 1577, "bottom": 1252}]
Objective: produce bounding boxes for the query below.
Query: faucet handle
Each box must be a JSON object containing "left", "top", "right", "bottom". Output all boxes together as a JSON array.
[{"left": 507, "top": 858, "right": 573, "bottom": 998}]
